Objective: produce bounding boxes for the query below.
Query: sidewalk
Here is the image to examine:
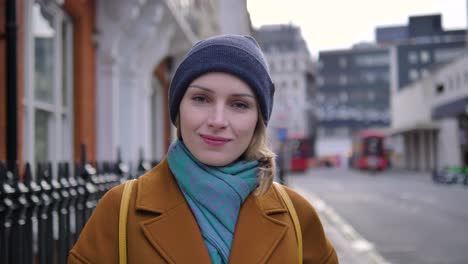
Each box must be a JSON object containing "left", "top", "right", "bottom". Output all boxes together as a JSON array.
[{"left": 291, "top": 186, "right": 391, "bottom": 264}]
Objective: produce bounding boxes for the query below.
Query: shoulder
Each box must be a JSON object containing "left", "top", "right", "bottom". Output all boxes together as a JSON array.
[
  {"left": 90, "top": 181, "right": 129, "bottom": 216},
  {"left": 69, "top": 181, "right": 130, "bottom": 263},
  {"left": 276, "top": 184, "right": 338, "bottom": 264},
  {"left": 277, "top": 184, "right": 323, "bottom": 228}
]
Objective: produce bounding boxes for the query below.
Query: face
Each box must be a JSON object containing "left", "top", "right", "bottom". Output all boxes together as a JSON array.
[{"left": 179, "top": 72, "right": 259, "bottom": 166}]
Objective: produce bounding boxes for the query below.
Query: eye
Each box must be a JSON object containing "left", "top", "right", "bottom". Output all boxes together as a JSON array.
[
  {"left": 231, "top": 101, "right": 250, "bottom": 110},
  {"left": 191, "top": 95, "right": 209, "bottom": 103}
]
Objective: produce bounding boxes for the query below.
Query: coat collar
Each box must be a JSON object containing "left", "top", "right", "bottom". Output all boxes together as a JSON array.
[{"left": 135, "top": 158, "right": 289, "bottom": 263}]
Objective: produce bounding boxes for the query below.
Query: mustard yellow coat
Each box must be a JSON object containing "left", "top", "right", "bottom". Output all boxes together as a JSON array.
[{"left": 69, "top": 159, "right": 338, "bottom": 264}]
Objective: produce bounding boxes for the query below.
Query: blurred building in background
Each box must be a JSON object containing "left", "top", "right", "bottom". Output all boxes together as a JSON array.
[
  {"left": 318, "top": 45, "right": 391, "bottom": 138},
  {"left": 385, "top": 14, "right": 467, "bottom": 92},
  {"left": 390, "top": 53, "right": 468, "bottom": 171},
  {"left": 0, "top": 0, "right": 251, "bottom": 170},
  {"left": 388, "top": 15, "right": 468, "bottom": 171},
  {"left": 317, "top": 14, "right": 467, "bottom": 163},
  {"left": 254, "top": 24, "right": 317, "bottom": 158}
]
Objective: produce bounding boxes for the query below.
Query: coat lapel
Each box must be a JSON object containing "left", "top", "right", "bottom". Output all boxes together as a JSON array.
[
  {"left": 135, "top": 159, "right": 289, "bottom": 264},
  {"left": 135, "top": 159, "right": 212, "bottom": 264},
  {"left": 229, "top": 185, "right": 289, "bottom": 263}
]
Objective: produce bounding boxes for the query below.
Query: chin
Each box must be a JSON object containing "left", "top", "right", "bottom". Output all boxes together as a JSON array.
[
  {"left": 200, "top": 157, "right": 233, "bottom": 167},
  {"left": 196, "top": 153, "right": 238, "bottom": 167}
]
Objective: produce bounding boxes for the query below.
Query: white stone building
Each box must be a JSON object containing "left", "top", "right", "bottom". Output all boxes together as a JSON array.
[
  {"left": 390, "top": 53, "right": 468, "bottom": 171},
  {"left": 254, "top": 25, "right": 316, "bottom": 152}
]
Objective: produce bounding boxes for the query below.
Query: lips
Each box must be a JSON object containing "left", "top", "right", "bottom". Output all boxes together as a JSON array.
[{"left": 200, "top": 134, "right": 231, "bottom": 146}]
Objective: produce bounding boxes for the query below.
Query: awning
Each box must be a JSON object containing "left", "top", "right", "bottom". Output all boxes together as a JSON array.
[
  {"left": 386, "top": 122, "right": 439, "bottom": 136},
  {"left": 432, "top": 96, "right": 468, "bottom": 119}
]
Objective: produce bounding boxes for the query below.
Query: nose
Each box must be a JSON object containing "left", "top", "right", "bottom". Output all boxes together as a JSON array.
[{"left": 207, "top": 104, "right": 228, "bottom": 129}]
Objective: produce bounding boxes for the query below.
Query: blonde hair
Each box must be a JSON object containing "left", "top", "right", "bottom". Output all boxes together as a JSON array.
[
  {"left": 241, "top": 120, "right": 276, "bottom": 196},
  {"left": 175, "top": 116, "right": 277, "bottom": 196}
]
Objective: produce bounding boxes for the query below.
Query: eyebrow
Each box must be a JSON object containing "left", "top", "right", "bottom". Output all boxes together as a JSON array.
[{"left": 188, "top": 84, "right": 256, "bottom": 99}]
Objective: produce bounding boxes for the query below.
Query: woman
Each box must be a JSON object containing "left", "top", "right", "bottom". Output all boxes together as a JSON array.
[{"left": 69, "top": 35, "right": 338, "bottom": 264}]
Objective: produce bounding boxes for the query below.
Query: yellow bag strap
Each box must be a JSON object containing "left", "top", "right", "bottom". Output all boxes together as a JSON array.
[
  {"left": 119, "top": 179, "right": 136, "bottom": 264},
  {"left": 274, "top": 182, "right": 303, "bottom": 264}
]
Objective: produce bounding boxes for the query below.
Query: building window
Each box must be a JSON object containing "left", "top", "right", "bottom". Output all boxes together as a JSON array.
[
  {"left": 339, "top": 92, "right": 348, "bottom": 102},
  {"left": 448, "top": 78, "right": 455, "bottom": 90},
  {"left": 363, "top": 71, "right": 376, "bottom": 83},
  {"left": 377, "top": 70, "right": 389, "bottom": 83},
  {"left": 434, "top": 48, "right": 466, "bottom": 63},
  {"left": 299, "top": 60, "right": 305, "bottom": 71},
  {"left": 339, "top": 57, "right": 347, "bottom": 68},
  {"left": 420, "top": 50, "right": 430, "bottom": 63},
  {"left": 283, "top": 60, "right": 290, "bottom": 71},
  {"left": 408, "top": 51, "right": 418, "bottom": 64},
  {"left": 456, "top": 73, "right": 462, "bottom": 89},
  {"left": 317, "top": 93, "right": 325, "bottom": 102},
  {"left": 281, "top": 80, "right": 287, "bottom": 89},
  {"left": 354, "top": 53, "right": 389, "bottom": 67},
  {"left": 292, "top": 59, "right": 298, "bottom": 70},
  {"left": 409, "top": 69, "right": 419, "bottom": 81},
  {"left": 317, "top": 76, "right": 324, "bottom": 86},
  {"left": 339, "top": 75, "right": 348, "bottom": 85},
  {"left": 23, "top": 1, "right": 74, "bottom": 166},
  {"left": 435, "top": 83, "right": 444, "bottom": 94},
  {"left": 292, "top": 79, "right": 298, "bottom": 88}
]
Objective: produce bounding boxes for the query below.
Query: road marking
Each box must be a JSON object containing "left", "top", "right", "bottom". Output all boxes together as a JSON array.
[
  {"left": 352, "top": 239, "right": 374, "bottom": 252},
  {"left": 294, "top": 187, "right": 391, "bottom": 264}
]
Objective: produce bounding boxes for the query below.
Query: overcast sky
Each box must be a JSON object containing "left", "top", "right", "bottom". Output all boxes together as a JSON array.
[{"left": 247, "top": 0, "right": 468, "bottom": 57}]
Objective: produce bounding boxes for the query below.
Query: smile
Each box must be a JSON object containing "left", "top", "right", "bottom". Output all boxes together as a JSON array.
[{"left": 200, "top": 135, "right": 231, "bottom": 146}]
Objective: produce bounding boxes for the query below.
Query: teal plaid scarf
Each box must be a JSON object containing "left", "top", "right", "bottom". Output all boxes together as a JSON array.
[{"left": 167, "top": 140, "right": 258, "bottom": 264}]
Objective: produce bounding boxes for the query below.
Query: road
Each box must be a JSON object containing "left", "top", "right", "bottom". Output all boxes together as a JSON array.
[{"left": 287, "top": 167, "right": 468, "bottom": 264}]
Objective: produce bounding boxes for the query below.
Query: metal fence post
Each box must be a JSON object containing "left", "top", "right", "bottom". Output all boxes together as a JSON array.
[
  {"left": 37, "top": 163, "right": 52, "bottom": 264},
  {"left": 0, "top": 162, "right": 14, "bottom": 263},
  {"left": 57, "top": 162, "right": 71, "bottom": 264},
  {"left": 79, "top": 145, "right": 97, "bottom": 222},
  {"left": 23, "top": 163, "right": 40, "bottom": 264},
  {"left": 9, "top": 163, "right": 28, "bottom": 264},
  {"left": 46, "top": 163, "right": 60, "bottom": 263},
  {"left": 73, "top": 162, "right": 86, "bottom": 238}
]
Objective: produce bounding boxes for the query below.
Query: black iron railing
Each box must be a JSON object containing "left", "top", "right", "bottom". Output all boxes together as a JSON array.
[{"left": 0, "top": 146, "right": 159, "bottom": 264}]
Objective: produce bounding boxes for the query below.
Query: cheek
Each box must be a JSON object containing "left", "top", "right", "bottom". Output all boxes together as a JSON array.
[
  {"left": 180, "top": 115, "right": 193, "bottom": 137},
  {"left": 179, "top": 102, "right": 194, "bottom": 136},
  {"left": 235, "top": 114, "right": 258, "bottom": 139},
  {"left": 180, "top": 104, "right": 205, "bottom": 135}
]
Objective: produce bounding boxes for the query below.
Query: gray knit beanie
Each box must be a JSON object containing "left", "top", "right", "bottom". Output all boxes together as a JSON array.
[{"left": 169, "top": 34, "right": 275, "bottom": 125}]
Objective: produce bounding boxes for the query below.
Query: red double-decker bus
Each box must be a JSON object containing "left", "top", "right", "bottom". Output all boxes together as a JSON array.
[
  {"left": 349, "top": 130, "right": 389, "bottom": 171},
  {"left": 289, "top": 138, "right": 311, "bottom": 172}
]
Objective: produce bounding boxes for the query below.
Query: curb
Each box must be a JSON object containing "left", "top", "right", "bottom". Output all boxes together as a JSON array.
[{"left": 294, "top": 187, "right": 391, "bottom": 264}]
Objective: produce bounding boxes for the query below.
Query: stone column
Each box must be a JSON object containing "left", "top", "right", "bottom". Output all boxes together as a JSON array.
[
  {"left": 96, "top": 52, "right": 120, "bottom": 161},
  {"left": 404, "top": 133, "right": 410, "bottom": 170},
  {"left": 428, "top": 131, "right": 434, "bottom": 171},
  {"left": 96, "top": 0, "right": 140, "bottom": 161},
  {"left": 419, "top": 130, "right": 426, "bottom": 171},
  {"left": 408, "top": 132, "right": 412, "bottom": 170}
]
